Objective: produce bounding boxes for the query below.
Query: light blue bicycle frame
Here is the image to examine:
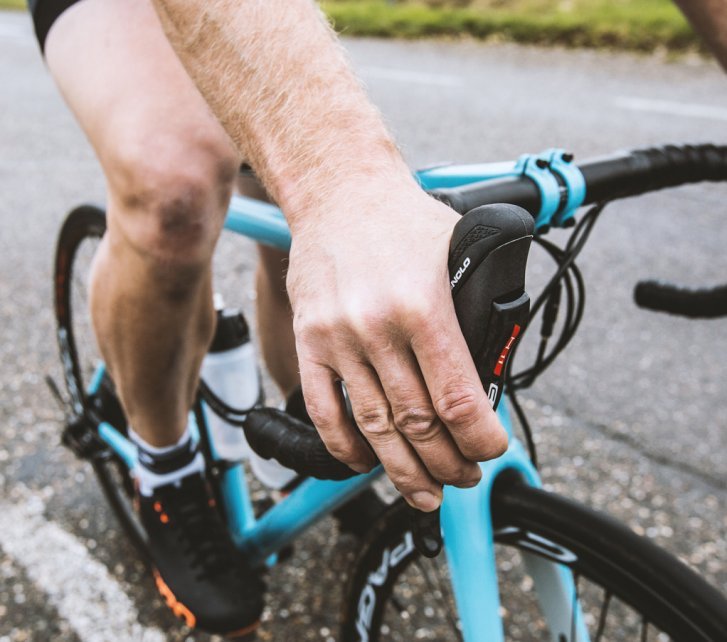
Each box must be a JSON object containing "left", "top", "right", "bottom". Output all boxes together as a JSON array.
[{"left": 93, "top": 157, "right": 589, "bottom": 642}]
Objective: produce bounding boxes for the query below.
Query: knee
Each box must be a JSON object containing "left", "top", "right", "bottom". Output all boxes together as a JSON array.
[{"left": 107, "top": 131, "right": 238, "bottom": 274}]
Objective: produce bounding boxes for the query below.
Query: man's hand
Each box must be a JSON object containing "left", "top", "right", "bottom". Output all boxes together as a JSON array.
[
  {"left": 151, "top": 0, "right": 508, "bottom": 509},
  {"left": 287, "top": 184, "right": 508, "bottom": 511}
]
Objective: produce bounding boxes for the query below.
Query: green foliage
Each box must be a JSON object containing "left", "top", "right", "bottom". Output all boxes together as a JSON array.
[
  {"left": 0, "top": 0, "right": 699, "bottom": 52},
  {"left": 0, "top": 0, "right": 27, "bottom": 8},
  {"left": 321, "top": 0, "right": 700, "bottom": 52}
]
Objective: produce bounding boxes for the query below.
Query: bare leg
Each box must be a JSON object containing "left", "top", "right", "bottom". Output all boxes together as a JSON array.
[
  {"left": 88, "top": 229, "right": 218, "bottom": 446},
  {"left": 41, "top": 1, "right": 268, "bottom": 632},
  {"left": 256, "top": 245, "right": 299, "bottom": 397},
  {"left": 237, "top": 171, "right": 299, "bottom": 397},
  {"left": 45, "top": 0, "right": 240, "bottom": 446}
]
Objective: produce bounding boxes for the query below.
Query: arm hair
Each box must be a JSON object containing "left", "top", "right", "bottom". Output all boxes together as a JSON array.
[{"left": 151, "top": 0, "right": 415, "bottom": 226}]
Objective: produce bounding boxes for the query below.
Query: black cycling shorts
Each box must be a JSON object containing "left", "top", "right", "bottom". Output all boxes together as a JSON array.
[{"left": 28, "top": 0, "right": 83, "bottom": 54}]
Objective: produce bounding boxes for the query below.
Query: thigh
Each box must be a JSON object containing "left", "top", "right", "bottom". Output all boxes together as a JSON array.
[{"left": 44, "top": 0, "right": 239, "bottom": 200}]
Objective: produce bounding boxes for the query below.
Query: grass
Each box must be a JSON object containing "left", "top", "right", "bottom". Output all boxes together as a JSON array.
[
  {"left": 321, "top": 0, "right": 701, "bottom": 53},
  {"left": 1, "top": 0, "right": 700, "bottom": 53}
]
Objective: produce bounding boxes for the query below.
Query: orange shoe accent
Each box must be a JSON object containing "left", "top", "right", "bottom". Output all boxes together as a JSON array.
[
  {"left": 160, "top": 513, "right": 169, "bottom": 524},
  {"left": 152, "top": 569, "right": 196, "bottom": 628},
  {"left": 225, "top": 620, "right": 261, "bottom": 639},
  {"left": 153, "top": 501, "right": 163, "bottom": 512}
]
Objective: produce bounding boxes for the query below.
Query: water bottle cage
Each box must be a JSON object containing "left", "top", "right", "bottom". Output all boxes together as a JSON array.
[{"left": 197, "top": 378, "right": 264, "bottom": 428}]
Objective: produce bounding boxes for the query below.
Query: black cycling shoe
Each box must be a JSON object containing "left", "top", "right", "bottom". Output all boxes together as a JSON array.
[
  {"left": 285, "top": 386, "right": 386, "bottom": 536},
  {"left": 138, "top": 473, "right": 264, "bottom": 637}
]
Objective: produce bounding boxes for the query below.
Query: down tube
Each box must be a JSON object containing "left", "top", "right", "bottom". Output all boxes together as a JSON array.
[
  {"left": 440, "top": 402, "right": 589, "bottom": 642},
  {"left": 238, "top": 468, "right": 384, "bottom": 565}
]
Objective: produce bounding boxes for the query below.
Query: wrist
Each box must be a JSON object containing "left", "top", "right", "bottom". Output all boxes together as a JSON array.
[{"left": 282, "top": 161, "right": 423, "bottom": 236}]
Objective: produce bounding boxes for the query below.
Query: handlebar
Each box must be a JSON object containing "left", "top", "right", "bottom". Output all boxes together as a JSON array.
[
  {"left": 236, "top": 142, "right": 727, "bottom": 482},
  {"left": 634, "top": 281, "right": 727, "bottom": 318},
  {"left": 431, "top": 143, "right": 727, "bottom": 219}
]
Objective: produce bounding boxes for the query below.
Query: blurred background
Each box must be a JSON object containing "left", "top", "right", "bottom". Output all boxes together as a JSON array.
[{"left": 1, "top": 1, "right": 726, "bottom": 640}]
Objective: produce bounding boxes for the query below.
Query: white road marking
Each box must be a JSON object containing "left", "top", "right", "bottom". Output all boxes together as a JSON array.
[
  {"left": 360, "top": 65, "right": 463, "bottom": 87},
  {"left": 0, "top": 493, "right": 166, "bottom": 642},
  {"left": 614, "top": 95, "right": 727, "bottom": 122}
]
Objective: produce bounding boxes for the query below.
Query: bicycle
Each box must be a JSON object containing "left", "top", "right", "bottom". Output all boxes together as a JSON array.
[{"left": 50, "top": 142, "right": 727, "bottom": 641}]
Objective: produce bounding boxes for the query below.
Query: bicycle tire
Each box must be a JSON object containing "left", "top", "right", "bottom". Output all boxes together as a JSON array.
[
  {"left": 341, "top": 481, "right": 727, "bottom": 641},
  {"left": 54, "top": 204, "right": 150, "bottom": 558}
]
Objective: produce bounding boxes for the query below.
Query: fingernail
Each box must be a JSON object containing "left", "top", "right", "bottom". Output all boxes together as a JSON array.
[
  {"left": 460, "top": 476, "right": 481, "bottom": 489},
  {"left": 409, "top": 491, "right": 441, "bottom": 512}
]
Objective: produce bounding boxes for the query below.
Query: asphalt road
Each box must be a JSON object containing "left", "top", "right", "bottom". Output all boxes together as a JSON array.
[{"left": 2, "top": 8, "right": 727, "bottom": 641}]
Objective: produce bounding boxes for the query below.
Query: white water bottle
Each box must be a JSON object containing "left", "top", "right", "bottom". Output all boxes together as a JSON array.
[
  {"left": 201, "top": 303, "right": 259, "bottom": 461},
  {"left": 201, "top": 298, "right": 297, "bottom": 489}
]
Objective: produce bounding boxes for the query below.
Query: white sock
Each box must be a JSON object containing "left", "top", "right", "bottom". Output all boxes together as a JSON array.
[{"left": 129, "top": 426, "right": 205, "bottom": 497}]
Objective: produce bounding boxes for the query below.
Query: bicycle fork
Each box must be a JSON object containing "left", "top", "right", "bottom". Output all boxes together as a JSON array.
[{"left": 440, "top": 401, "right": 590, "bottom": 642}]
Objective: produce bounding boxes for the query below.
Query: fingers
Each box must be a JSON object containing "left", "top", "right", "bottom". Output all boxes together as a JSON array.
[
  {"left": 412, "top": 306, "right": 508, "bottom": 462},
  {"left": 298, "top": 361, "right": 376, "bottom": 473},
  {"left": 367, "top": 346, "right": 481, "bottom": 488},
  {"left": 291, "top": 272, "right": 505, "bottom": 510},
  {"left": 338, "top": 361, "right": 443, "bottom": 512}
]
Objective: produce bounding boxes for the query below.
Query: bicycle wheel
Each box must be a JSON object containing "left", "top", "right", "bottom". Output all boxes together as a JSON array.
[
  {"left": 54, "top": 204, "right": 150, "bottom": 558},
  {"left": 341, "top": 480, "right": 727, "bottom": 642}
]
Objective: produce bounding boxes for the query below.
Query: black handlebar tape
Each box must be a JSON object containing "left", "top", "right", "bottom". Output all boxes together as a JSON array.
[
  {"left": 431, "top": 143, "right": 727, "bottom": 217},
  {"left": 433, "top": 176, "right": 541, "bottom": 216},
  {"left": 448, "top": 203, "right": 534, "bottom": 408},
  {"left": 634, "top": 281, "right": 727, "bottom": 319},
  {"left": 582, "top": 143, "right": 727, "bottom": 203},
  {"left": 243, "top": 407, "right": 359, "bottom": 480}
]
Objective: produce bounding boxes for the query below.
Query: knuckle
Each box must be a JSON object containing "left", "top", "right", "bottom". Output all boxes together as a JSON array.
[
  {"left": 344, "top": 292, "right": 431, "bottom": 336},
  {"left": 306, "top": 404, "right": 331, "bottom": 432},
  {"left": 324, "top": 439, "right": 359, "bottom": 465},
  {"left": 393, "top": 298, "right": 434, "bottom": 329},
  {"left": 356, "top": 405, "right": 394, "bottom": 439},
  {"left": 293, "top": 310, "right": 335, "bottom": 344},
  {"left": 441, "top": 468, "right": 481, "bottom": 487},
  {"left": 393, "top": 406, "right": 439, "bottom": 442},
  {"left": 303, "top": 395, "right": 335, "bottom": 432},
  {"left": 484, "top": 431, "right": 509, "bottom": 460},
  {"left": 463, "top": 428, "right": 509, "bottom": 462},
  {"left": 388, "top": 469, "right": 420, "bottom": 494},
  {"left": 408, "top": 299, "right": 436, "bottom": 323},
  {"left": 342, "top": 300, "right": 386, "bottom": 335},
  {"left": 434, "top": 385, "right": 482, "bottom": 427}
]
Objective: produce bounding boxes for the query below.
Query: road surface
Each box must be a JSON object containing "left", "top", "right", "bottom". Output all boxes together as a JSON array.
[{"left": 1, "top": 9, "right": 726, "bottom": 641}]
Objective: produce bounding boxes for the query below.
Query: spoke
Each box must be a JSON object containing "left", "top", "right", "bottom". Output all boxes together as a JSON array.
[
  {"left": 414, "top": 558, "right": 463, "bottom": 642},
  {"left": 640, "top": 617, "right": 649, "bottom": 642},
  {"left": 594, "top": 589, "right": 612, "bottom": 642}
]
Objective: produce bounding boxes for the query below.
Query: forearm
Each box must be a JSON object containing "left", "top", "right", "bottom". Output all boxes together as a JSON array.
[
  {"left": 673, "top": 0, "right": 727, "bottom": 71},
  {"left": 151, "top": 0, "right": 415, "bottom": 226}
]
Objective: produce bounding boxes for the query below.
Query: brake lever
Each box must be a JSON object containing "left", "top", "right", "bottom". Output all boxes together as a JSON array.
[{"left": 409, "top": 203, "right": 534, "bottom": 558}]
